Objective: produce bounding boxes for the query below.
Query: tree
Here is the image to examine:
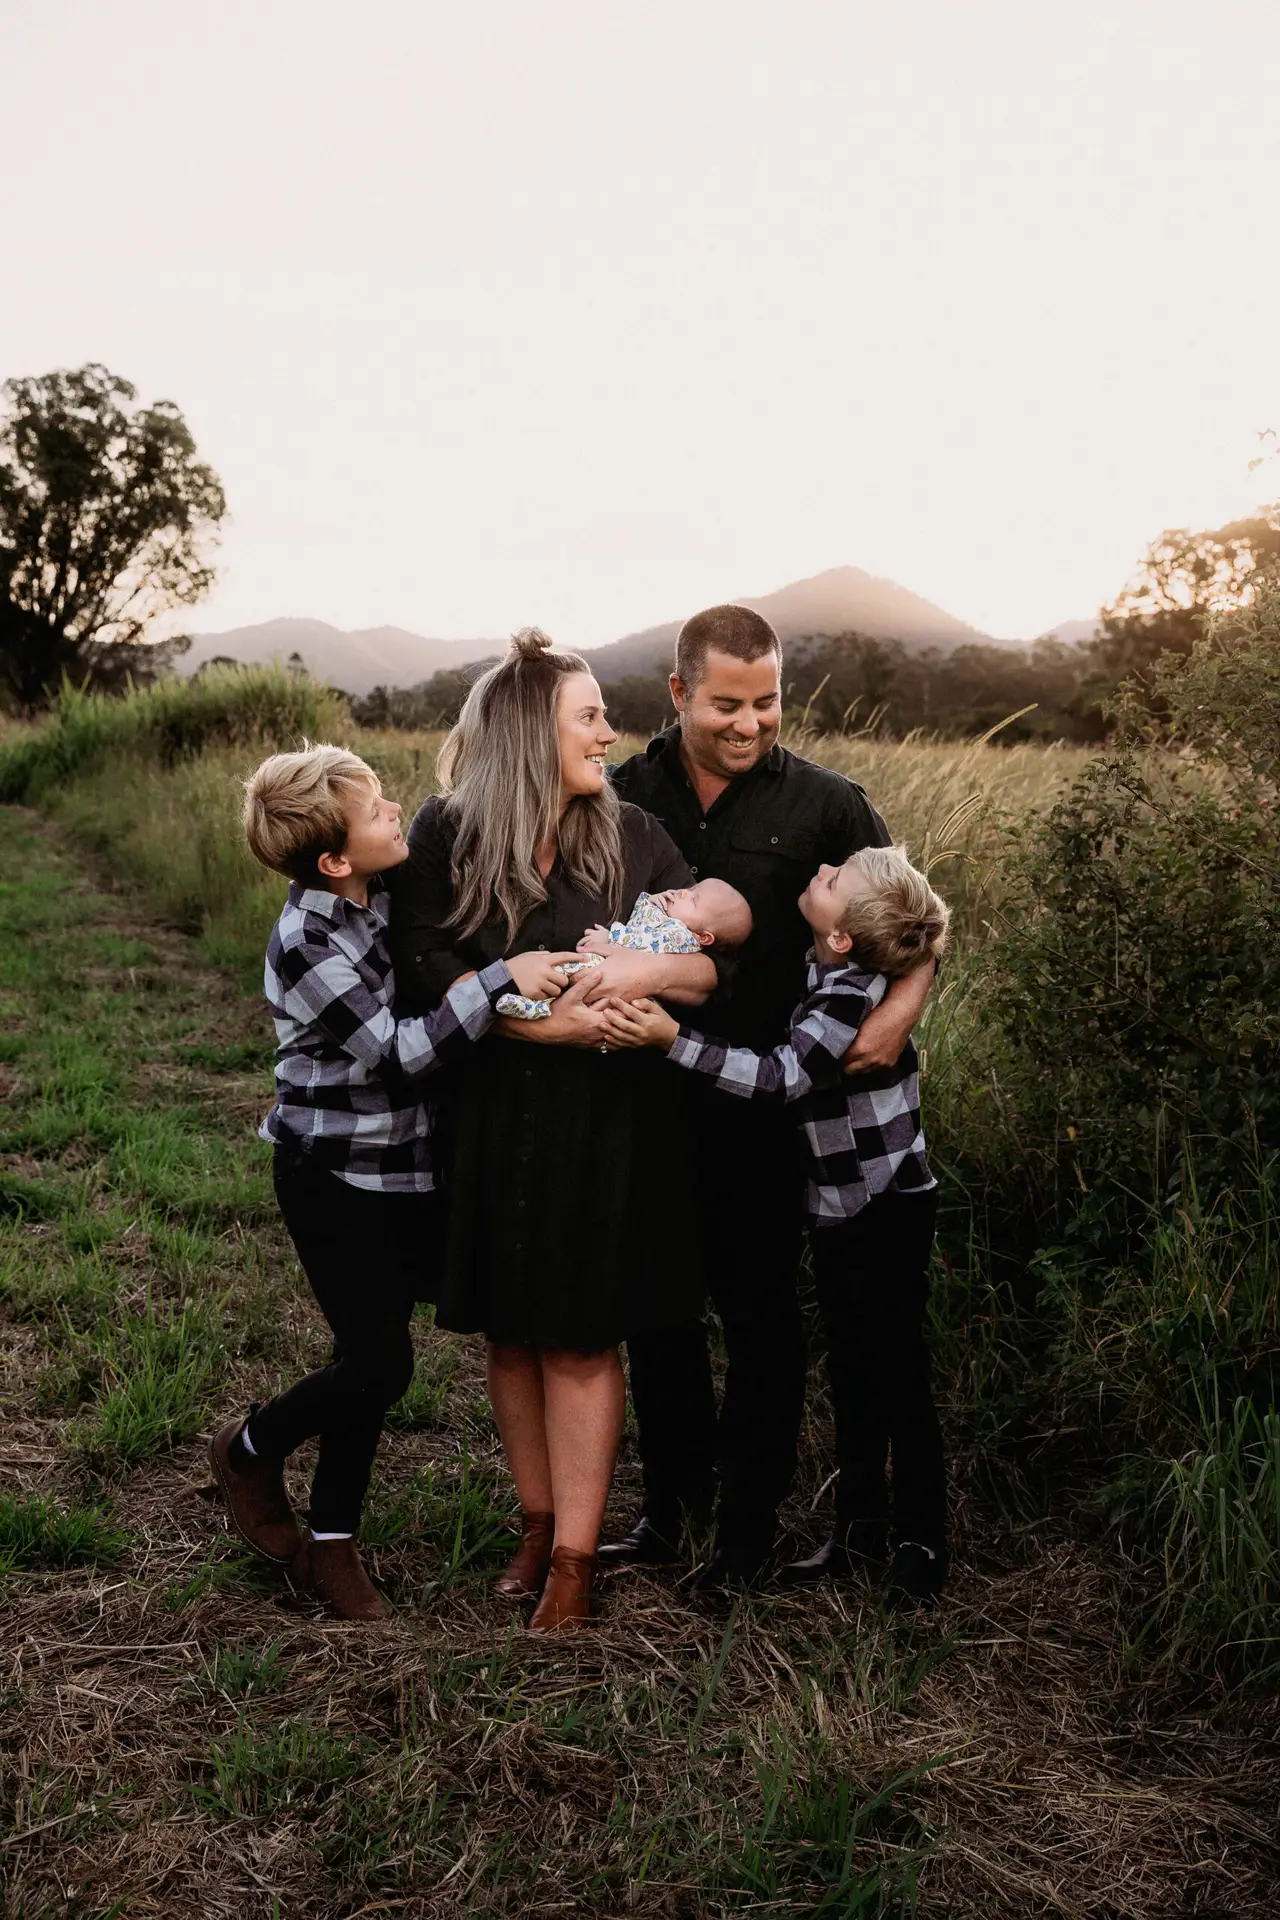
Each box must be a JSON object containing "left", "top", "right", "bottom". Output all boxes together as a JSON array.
[
  {"left": 0, "top": 363, "right": 227, "bottom": 711},
  {"left": 1089, "top": 507, "right": 1280, "bottom": 690}
]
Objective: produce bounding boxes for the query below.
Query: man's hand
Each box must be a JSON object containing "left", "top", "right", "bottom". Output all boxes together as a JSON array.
[
  {"left": 842, "top": 963, "right": 934, "bottom": 1076},
  {"left": 575, "top": 925, "right": 614, "bottom": 956},
  {"left": 582, "top": 949, "right": 716, "bottom": 1006},
  {"left": 505, "top": 949, "right": 585, "bottom": 1003},
  {"left": 601, "top": 997, "right": 679, "bottom": 1051},
  {"left": 497, "top": 970, "right": 610, "bottom": 1047}
]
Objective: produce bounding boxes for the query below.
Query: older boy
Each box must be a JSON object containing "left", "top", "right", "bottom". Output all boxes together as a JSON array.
[
  {"left": 211, "top": 744, "right": 573, "bottom": 1621},
  {"left": 604, "top": 845, "right": 951, "bottom": 1603}
]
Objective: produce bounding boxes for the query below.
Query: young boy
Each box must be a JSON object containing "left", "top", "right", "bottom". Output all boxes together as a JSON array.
[
  {"left": 212, "top": 744, "right": 575, "bottom": 1621},
  {"left": 603, "top": 846, "right": 951, "bottom": 1605},
  {"left": 496, "top": 879, "right": 753, "bottom": 1019}
]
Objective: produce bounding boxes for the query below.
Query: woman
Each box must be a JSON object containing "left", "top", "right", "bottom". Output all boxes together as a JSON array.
[{"left": 387, "top": 630, "right": 715, "bottom": 1631}]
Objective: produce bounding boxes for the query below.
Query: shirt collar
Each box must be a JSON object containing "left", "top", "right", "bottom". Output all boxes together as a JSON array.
[
  {"left": 289, "top": 881, "right": 386, "bottom": 923},
  {"left": 645, "top": 723, "right": 786, "bottom": 780}
]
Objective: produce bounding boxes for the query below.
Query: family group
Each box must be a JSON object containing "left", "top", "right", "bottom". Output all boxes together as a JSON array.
[{"left": 209, "top": 604, "right": 950, "bottom": 1632}]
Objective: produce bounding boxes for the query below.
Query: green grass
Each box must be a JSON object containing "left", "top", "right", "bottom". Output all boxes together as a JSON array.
[
  {"left": 2, "top": 674, "right": 1279, "bottom": 1914},
  {"left": 0, "top": 1492, "right": 126, "bottom": 1569}
]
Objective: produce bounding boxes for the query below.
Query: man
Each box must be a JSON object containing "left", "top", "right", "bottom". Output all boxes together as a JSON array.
[{"left": 602, "top": 603, "right": 933, "bottom": 1593}]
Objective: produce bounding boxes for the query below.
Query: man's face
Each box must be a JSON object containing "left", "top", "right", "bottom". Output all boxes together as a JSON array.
[{"left": 670, "top": 647, "right": 782, "bottom": 782}]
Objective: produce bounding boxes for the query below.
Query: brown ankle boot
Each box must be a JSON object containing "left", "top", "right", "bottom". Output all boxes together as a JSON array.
[
  {"left": 493, "top": 1510, "right": 555, "bottom": 1597},
  {"left": 210, "top": 1418, "right": 303, "bottom": 1565},
  {"left": 289, "top": 1534, "right": 386, "bottom": 1621},
  {"left": 527, "top": 1546, "right": 596, "bottom": 1634}
]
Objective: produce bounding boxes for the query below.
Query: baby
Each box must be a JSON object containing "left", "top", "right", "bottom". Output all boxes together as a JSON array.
[{"left": 496, "top": 878, "right": 753, "bottom": 1019}]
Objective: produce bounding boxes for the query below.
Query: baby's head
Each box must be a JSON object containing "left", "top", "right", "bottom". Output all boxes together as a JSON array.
[
  {"left": 801, "top": 846, "right": 949, "bottom": 974},
  {"left": 652, "top": 878, "right": 753, "bottom": 950}
]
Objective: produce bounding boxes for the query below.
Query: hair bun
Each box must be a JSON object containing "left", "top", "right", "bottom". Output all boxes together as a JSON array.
[{"left": 508, "top": 626, "right": 556, "bottom": 663}]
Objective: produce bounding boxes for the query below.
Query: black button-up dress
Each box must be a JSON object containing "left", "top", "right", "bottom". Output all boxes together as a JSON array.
[{"left": 386, "top": 796, "right": 705, "bottom": 1351}]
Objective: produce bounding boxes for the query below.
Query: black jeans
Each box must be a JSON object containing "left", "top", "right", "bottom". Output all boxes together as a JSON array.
[
  {"left": 625, "top": 1097, "right": 808, "bottom": 1545},
  {"left": 246, "top": 1145, "right": 439, "bottom": 1534},
  {"left": 809, "top": 1188, "right": 945, "bottom": 1548}
]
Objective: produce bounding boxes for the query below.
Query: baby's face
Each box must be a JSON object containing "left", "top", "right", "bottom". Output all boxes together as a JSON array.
[{"left": 651, "top": 880, "right": 751, "bottom": 946}]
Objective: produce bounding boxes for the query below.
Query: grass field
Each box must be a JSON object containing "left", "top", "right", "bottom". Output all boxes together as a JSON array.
[{"left": 2, "top": 680, "right": 1278, "bottom": 1916}]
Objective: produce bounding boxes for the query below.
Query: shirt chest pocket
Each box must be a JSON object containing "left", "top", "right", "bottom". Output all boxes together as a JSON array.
[{"left": 727, "top": 821, "right": 824, "bottom": 886}]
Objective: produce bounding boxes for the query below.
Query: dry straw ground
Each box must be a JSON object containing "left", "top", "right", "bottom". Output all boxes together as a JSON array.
[{"left": 2, "top": 772, "right": 1278, "bottom": 1917}]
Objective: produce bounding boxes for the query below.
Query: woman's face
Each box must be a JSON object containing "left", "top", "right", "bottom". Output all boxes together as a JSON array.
[{"left": 557, "top": 672, "right": 617, "bottom": 801}]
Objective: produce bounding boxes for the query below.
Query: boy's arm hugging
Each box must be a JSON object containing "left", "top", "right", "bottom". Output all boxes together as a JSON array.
[
  {"left": 272, "top": 925, "right": 579, "bottom": 1081},
  {"left": 603, "top": 973, "right": 876, "bottom": 1104}
]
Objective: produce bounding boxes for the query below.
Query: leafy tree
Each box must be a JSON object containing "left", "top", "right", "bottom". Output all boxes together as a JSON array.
[
  {"left": 0, "top": 363, "right": 227, "bottom": 711},
  {"left": 1089, "top": 507, "right": 1280, "bottom": 692}
]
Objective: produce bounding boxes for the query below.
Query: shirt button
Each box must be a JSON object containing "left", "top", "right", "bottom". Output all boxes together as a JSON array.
[
  {"left": 771, "top": 835, "right": 779, "bottom": 845},
  {"left": 690, "top": 867, "right": 698, "bottom": 877},
  {"left": 538, "top": 944, "right": 547, "bottom": 950},
  {"left": 524, "top": 1069, "right": 533, "bottom": 1079}
]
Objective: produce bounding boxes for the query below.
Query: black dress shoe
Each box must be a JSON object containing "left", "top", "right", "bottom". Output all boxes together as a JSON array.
[
  {"left": 778, "top": 1522, "right": 889, "bottom": 1587},
  {"left": 597, "top": 1515, "right": 681, "bottom": 1568},
  {"left": 688, "top": 1538, "right": 772, "bottom": 1600},
  {"left": 885, "top": 1540, "right": 949, "bottom": 1608}
]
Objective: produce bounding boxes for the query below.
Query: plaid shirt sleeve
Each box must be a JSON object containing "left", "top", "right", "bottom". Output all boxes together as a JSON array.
[
  {"left": 666, "top": 973, "right": 872, "bottom": 1103},
  {"left": 273, "top": 932, "right": 514, "bottom": 1081}
]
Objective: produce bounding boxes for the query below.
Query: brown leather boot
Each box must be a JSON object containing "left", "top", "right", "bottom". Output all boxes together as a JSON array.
[
  {"left": 289, "top": 1533, "right": 386, "bottom": 1621},
  {"left": 209, "top": 1417, "right": 303, "bottom": 1566},
  {"left": 493, "top": 1510, "right": 555, "bottom": 1597},
  {"left": 527, "top": 1546, "right": 596, "bottom": 1634}
]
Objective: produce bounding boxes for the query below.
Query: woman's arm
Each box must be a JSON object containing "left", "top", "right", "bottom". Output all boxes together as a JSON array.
[{"left": 581, "top": 948, "right": 717, "bottom": 1007}]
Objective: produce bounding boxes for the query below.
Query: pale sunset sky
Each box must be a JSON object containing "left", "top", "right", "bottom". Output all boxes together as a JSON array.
[{"left": 3, "top": 0, "right": 1278, "bottom": 646}]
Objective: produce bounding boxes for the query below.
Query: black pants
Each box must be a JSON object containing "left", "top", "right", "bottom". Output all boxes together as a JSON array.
[
  {"left": 810, "top": 1189, "right": 945, "bottom": 1547},
  {"left": 625, "top": 1098, "right": 808, "bottom": 1545},
  {"left": 246, "top": 1145, "right": 438, "bottom": 1534}
]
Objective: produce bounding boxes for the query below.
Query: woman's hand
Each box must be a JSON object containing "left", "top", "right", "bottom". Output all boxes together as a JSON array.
[
  {"left": 497, "top": 970, "right": 611, "bottom": 1047},
  {"left": 505, "top": 950, "right": 584, "bottom": 1003},
  {"left": 576, "top": 925, "right": 614, "bottom": 956},
  {"left": 582, "top": 950, "right": 716, "bottom": 1006},
  {"left": 600, "top": 997, "right": 679, "bottom": 1051}
]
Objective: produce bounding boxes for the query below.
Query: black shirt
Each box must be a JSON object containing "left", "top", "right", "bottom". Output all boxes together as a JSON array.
[{"left": 610, "top": 726, "right": 892, "bottom": 1048}]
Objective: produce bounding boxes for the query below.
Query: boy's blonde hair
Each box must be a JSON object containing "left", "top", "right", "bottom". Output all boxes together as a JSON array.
[
  {"left": 840, "top": 845, "right": 950, "bottom": 976},
  {"left": 242, "top": 743, "right": 380, "bottom": 884}
]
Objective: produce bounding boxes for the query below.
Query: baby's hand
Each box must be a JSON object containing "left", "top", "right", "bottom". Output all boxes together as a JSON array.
[
  {"left": 600, "top": 997, "right": 679, "bottom": 1051},
  {"left": 576, "top": 925, "right": 613, "bottom": 956},
  {"left": 505, "top": 950, "right": 582, "bottom": 1002}
]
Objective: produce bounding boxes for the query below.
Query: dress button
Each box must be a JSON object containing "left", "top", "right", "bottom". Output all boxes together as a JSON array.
[
  {"left": 524, "top": 1069, "right": 533, "bottom": 1079},
  {"left": 771, "top": 835, "right": 779, "bottom": 844},
  {"left": 690, "top": 866, "right": 698, "bottom": 877},
  {"left": 698, "top": 821, "right": 706, "bottom": 830},
  {"left": 538, "top": 944, "right": 547, "bottom": 950}
]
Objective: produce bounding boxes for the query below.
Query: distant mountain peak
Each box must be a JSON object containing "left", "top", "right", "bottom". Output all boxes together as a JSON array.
[{"left": 183, "top": 567, "right": 1017, "bottom": 695}]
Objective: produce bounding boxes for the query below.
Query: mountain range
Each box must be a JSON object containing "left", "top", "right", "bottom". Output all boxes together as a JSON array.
[{"left": 181, "top": 566, "right": 1088, "bottom": 696}]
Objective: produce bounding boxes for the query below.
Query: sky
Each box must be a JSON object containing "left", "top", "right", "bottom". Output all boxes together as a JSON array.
[{"left": 3, "top": 0, "right": 1279, "bottom": 648}]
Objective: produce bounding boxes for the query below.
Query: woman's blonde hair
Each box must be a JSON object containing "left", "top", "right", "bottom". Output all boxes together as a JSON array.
[
  {"left": 840, "top": 845, "right": 950, "bottom": 976},
  {"left": 242, "top": 742, "right": 379, "bottom": 883},
  {"left": 437, "top": 629, "right": 624, "bottom": 942}
]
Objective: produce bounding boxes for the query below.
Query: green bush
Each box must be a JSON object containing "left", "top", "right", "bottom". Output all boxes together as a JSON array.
[
  {"left": 977, "top": 572, "right": 1280, "bottom": 1218},
  {"left": 0, "top": 664, "right": 350, "bottom": 803}
]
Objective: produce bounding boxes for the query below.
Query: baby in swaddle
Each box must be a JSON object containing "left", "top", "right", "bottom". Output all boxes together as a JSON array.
[{"left": 495, "top": 879, "right": 753, "bottom": 1020}]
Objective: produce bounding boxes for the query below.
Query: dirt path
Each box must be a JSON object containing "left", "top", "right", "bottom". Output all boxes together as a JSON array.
[{"left": 2, "top": 808, "right": 1277, "bottom": 1919}]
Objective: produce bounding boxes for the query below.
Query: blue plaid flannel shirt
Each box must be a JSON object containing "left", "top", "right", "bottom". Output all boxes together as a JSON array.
[
  {"left": 259, "top": 883, "right": 514, "bottom": 1192},
  {"left": 667, "top": 954, "right": 934, "bottom": 1224}
]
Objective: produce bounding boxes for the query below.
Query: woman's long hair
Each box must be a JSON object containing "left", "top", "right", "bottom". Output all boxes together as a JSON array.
[{"left": 436, "top": 628, "right": 625, "bottom": 942}]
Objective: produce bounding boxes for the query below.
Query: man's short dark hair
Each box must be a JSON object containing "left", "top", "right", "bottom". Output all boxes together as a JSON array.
[{"left": 674, "top": 604, "right": 781, "bottom": 692}]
